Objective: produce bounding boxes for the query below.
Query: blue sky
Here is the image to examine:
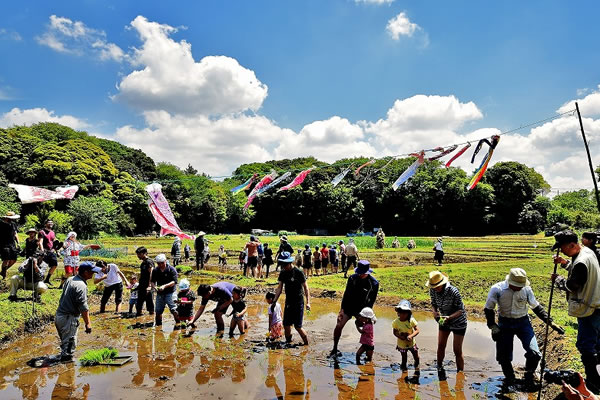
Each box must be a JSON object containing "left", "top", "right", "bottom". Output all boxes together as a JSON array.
[{"left": 1, "top": 1, "right": 600, "bottom": 188}]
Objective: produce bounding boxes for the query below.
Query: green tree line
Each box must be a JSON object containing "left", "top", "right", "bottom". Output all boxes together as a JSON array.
[{"left": 0, "top": 122, "right": 597, "bottom": 237}]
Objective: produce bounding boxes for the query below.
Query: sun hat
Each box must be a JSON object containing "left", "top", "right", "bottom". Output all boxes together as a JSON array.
[
  {"left": 66, "top": 231, "right": 77, "bottom": 240},
  {"left": 426, "top": 271, "right": 449, "bottom": 288},
  {"left": 354, "top": 260, "right": 373, "bottom": 275},
  {"left": 359, "top": 307, "right": 377, "bottom": 323},
  {"left": 506, "top": 268, "right": 530, "bottom": 288},
  {"left": 179, "top": 279, "right": 190, "bottom": 290},
  {"left": 197, "top": 231, "right": 206, "bottom": 236},
  {"left": 3, "top": 211, "right": 20, "bottom": 219},
  {"left": 280, "top": 235, "right": 288, "bottom": 241},
  {"left": 437, "top": 237, "right": 443, "bottom": 242},
  {"left": 26, "top": 228, "right": 37, "bottom": 234},
  {"left": 395, "top": 299, "right": 412, "bottom": 311},
  {"left": 278, "top": 251, "right": 294, "bottom": 263},
  {"left": 552, "top": 230, "right": 578, "bottom": 250},
  {"left": 155, "top": 254, "right": 167, "bottom": 263}
]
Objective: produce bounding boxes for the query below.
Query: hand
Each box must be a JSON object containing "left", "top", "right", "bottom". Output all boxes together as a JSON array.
[
  {"left": 562, "top": 372, "right": 598, "bottom": 400},
  {"left": 337, "top": 310, "right": 345, "bottom": 323},
  {"left": 306, "top": 303, "right": 311, "bottom": 311},
  {"left": 85, "top": 324, "right": 92, "bottom": 334},
  {"left": 189, "top": 322, "right": 196, "bottom": 329},
  {"left": 550, "top": 321, "right": 565, "bottom": 335},
  {"left": 554, "top": 255, "right": 568, "bottom": 266},
  {"left": 399, "top": 332, "right": 408, "bottom": 340},
  {"left": 490, "top": 324, "right": 501, "bottom": 341},
  {"left": 551, "top": 273, "right": 560, "bottom": 283},
  {"left": 433, "top": 310, "right": 440, "bottom": 319}
]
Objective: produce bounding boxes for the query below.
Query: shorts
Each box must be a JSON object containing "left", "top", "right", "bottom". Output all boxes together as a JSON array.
[
  {"left": 396, "top": 343, "right": 419, "bottom": 355},
  {"left": 64, "top": 265, "right": 77, "bottom": 275},
  {"left": 283, "top": 302, "right": 304, "bottom": 329},
  {"left": 129, "top": 297, "right": 138, "bottom": 305},
  {"left": 330, "top": 259, "right": 338, "bottom": 267},
  {"left": 43, "top": 251, "right": 58, "bottom": 267},
  {"left": 439, "top": 324, "right": 467, "bottom": 336},
  {"left": 303, "top": 263, "right": 312, "bottom": 269},
  {"left": 247, "top": 256, "right": 258, "bottom": 268},
  {"left": 214, "top": 300, "right": 230, "bottom": 314},
  {"left": 178, "top": 315, "right": 194, "bottom": 322},
  {"left": 0, "top": 246, "right": 17, "bottom": 261},
  {"left": 360, "top": 344, "right": 375, "bottom": 351},
  {"left": 314, "top": 260, "right": 321, "bottom": 269},
  {"left": 321, "top": 259, "right": 329, "bottom": 268},
  {"left": 101, "top": 282, "right": 124, "bottom": 305},
  {"left": 232, "top": 314, "right": 246, "bottom": 322}
]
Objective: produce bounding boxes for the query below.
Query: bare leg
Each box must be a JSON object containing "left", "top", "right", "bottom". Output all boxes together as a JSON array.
[
  {"left": 284, "top": 325, "right": 293, "bottom": 343},
  {"left": 214, "top": 311, "right": 225, "bottom": 333},
  {"left": 332, "top": 312, "right": 351, "bottom": 353},
  {"left": 452, "top": 333, "right": 465, "bottom": 371},
  {"left": 356, "top": 345, "right": 365, "bottom": 365},
  {"left": 296, "top": 326, "right": 309, "bottom": 345},
  {"left": 229, "top": 318, "right": 236, "bottom": 336},
  {"left": 365, "top": 349, "right": 373, "bottom": 362},
  {"left": 437, "top": 329, "right": 451, "bottom": 368}
]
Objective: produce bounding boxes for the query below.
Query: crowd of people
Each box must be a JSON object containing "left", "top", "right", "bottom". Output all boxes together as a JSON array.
[{"left": 1, "top": 210, "right": 599, "bottom": 398}]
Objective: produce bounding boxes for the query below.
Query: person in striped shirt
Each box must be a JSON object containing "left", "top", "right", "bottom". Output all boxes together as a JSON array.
[{"left": 427, "top": 270, "right": 467, "bottom": 376}]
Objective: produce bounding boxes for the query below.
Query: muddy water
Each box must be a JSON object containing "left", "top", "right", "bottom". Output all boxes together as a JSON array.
[{"left": 0, "top": 296, "right": 535, "bottom": 400}]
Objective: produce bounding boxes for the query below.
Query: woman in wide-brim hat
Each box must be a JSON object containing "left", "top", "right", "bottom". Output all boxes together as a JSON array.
[{"left": 426, "top": 270, "right": 468, "bottom": 375}]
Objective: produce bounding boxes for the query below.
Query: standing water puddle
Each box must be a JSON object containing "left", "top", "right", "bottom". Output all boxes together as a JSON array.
[{"left": 0, "top": 296, "right": 533, "bottom": 399}]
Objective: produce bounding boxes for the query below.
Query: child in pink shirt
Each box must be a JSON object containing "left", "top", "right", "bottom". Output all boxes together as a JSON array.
[{"left": 356, "top": 307, "right": 376, "bottom": 365}]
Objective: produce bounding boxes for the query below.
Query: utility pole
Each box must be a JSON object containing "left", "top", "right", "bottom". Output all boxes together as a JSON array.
[{"left": 576, "top": 102, "right": 600, "bottom": 213}]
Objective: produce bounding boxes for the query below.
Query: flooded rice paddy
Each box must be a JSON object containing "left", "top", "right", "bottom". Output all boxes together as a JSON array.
[{"left": 0, "top": 295, "right": 534, "bottom": 399}]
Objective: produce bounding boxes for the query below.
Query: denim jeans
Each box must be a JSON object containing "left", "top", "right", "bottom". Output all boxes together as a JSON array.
[
  {"left": 155, "top": 291, "right": 177, "bottom": 317},
  {"left": 577, "top": 309, "right": 600, "bottom": 357},
  {"left": 496, "top": 316, "right": 541, "bottom": 363}
]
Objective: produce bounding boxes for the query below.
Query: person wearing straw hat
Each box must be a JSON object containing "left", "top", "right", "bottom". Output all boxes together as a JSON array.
[
  {"left": 24, "top": 228, "right": 39, "bottom": 259},
  {"left": 271, "top": 251, "right": 311, "bottom": 346},
  {"left": 484, "top": 268, "right": 562, "bottom": 386},
  {"left": 330, "top": 260, "right": 379, "bottom": 358},
  {"left": 551, "top": 230, "right": 600, "bottom": 393},
  {"left": 427, "top": 270, "right": 467, "bottom": 376},
  {"left": 0, "top": 211, "right": 20, "bottom": 279},
  {"left": 194, "top": 231, "right": 206, "bottom": 270}
]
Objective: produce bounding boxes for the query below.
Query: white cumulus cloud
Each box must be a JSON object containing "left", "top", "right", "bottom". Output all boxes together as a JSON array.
[
  {"left": 386, "top": 12, "right": 419, "bottom": 39},
  {"left": 0, "top": 28, "right": 22, "bottom": 41},
  {"left": 113, "top": 16, "right": 268, "bottom": 116},
  {"left": 35, "top": 15, "right": 125, "bottom": 62},
  {"left": 0, "top": 107, "right": 89, "bottom": 130}
]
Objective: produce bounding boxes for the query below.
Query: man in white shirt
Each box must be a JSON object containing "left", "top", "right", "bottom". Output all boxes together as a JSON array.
[
  {"left": 94, "top": 261, "right": 130, "bottom": 314},
  {"left": 484, "top": 268, "right": 562, "bottom": 386}
]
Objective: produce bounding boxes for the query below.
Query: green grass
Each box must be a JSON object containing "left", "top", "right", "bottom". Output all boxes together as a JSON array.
[{"left": 79, "top": 347, "right": 119, "bottom": 366}]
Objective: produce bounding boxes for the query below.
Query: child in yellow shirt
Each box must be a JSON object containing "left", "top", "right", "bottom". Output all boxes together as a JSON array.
[{"left": 392, "top": 299, "right": 420, "bottom": 371}]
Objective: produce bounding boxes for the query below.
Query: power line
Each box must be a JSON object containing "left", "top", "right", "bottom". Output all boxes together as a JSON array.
[{"left": 6, "top": 108, "right": 577, "bottom": 189}]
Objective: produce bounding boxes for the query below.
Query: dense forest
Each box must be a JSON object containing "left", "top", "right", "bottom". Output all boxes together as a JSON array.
[{"left": 0, "top": 122, "right": 598, "bottom": 237}]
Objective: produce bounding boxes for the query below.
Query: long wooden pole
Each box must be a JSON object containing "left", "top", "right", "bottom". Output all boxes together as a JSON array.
[
  {"left": 537, "top": 249, "right": 560, "bottom": 400},
  {"left": 576, "top": 102, "right": 600, "bottom": 213}
]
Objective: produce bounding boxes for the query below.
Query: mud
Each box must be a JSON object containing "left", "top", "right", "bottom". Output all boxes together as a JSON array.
[{"left": 0, "top": 294, "right": 565, "bottom": 400}]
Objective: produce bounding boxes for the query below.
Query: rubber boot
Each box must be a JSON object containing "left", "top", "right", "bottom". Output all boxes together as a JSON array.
[
  {"left": 500, "top": 362, "right": 515, "bottom": 385},
  {"left": 582, "top": 354, "right": 600, "bottom": 394},
  {"left": 523, "top": 355, "right": 541, "bottom": 384},
  {"left": 155, "top": 316, "right": 162, "bottom": 327}
]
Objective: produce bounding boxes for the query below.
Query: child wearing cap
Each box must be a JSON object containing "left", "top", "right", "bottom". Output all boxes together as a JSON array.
[
  {"left": 356, "top": 307, "right": 376, "bottom": 365},
  {"left": 175, "top": 278, "right": 196, "bottom": 328},
  {"left": 392, "top": 300, "right": 420, "bottom": 371},
  {"left": 127, "top": 275, "right": 139, "bottom": 314}
]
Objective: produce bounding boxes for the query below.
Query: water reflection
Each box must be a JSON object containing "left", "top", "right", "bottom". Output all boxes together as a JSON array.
[
  {"left": 195, "top": 336, "right": 249, "bottom": 385},
  {"left": 334, "top": 362, "right": 375, "bottom": 400}
]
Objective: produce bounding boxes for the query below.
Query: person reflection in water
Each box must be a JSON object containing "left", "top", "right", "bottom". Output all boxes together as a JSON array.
[
  {"left": 51, "top": 365, "right": 90, "bottom": 399},
  {"left": 282, "top": 347, "right": 311, "bottom": 398},
  {"left": 438, "top": 371, "right": 466, "bottom": 400},
  {"left": 334, "top": 362, "right": 375, "bottom": 400},
  {"left": 395, "top": 370, "right": 419, "bottom": 400}
]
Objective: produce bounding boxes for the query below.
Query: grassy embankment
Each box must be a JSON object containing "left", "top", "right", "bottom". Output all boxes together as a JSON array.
[{"left": 0, "top": 233, "right": 581, "bottom": 370}]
